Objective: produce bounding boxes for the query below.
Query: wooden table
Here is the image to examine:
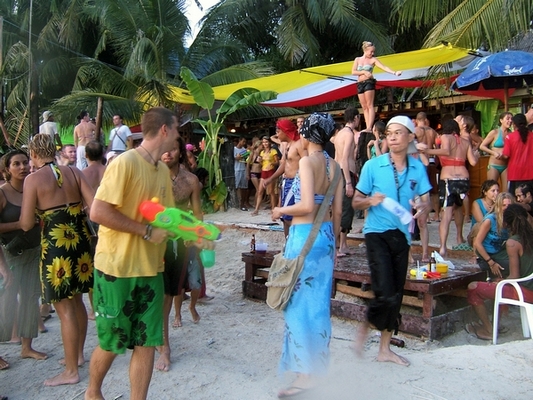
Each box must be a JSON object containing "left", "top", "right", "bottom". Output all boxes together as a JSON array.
[
  {"left": 242, "top": 249, "right": 484, "bottom": 339},
  {"left": 333, "top": 253, "right": 485, "bottom": 339}
]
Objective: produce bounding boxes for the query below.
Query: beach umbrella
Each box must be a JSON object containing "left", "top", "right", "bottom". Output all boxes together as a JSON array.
[{"left": 451, "top": 50, "right": 533, "bottom": 111}]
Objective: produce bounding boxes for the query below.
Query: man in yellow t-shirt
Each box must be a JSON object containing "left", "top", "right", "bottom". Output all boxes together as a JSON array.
[{"left": 85, "top": 107, "right": 178, "bottom": 400}]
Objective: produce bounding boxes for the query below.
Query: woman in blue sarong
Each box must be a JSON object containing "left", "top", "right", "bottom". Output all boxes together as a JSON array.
[{"left": 272, "top": 113, "right": 343, "bottom": 398}]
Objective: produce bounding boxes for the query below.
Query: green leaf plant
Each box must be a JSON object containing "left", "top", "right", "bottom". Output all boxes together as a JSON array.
[{"left": 179, "top": 67, "right": 277, "bottom": 212}]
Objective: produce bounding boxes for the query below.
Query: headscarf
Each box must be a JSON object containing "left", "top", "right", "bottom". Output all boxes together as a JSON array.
[
  {"left": 300, "top": 112, "right": 335, "bottom": 145},
  {"left": 276, "top": 119, "right": 299, "bottom": 141}
]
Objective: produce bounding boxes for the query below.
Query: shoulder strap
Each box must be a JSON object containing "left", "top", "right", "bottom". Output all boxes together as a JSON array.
[{"left": 298, "top": 163, "right": 341, "bottom": 258}]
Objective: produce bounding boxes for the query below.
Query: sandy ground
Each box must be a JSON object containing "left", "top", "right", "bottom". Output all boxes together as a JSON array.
[{"left": 1, "top": 208, "right": 533, "bottom": 399}]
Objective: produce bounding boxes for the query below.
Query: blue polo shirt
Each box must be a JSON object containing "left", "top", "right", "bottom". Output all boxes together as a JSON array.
[{"left": 356, "top": 153, "right": 432, "bottom": 243}]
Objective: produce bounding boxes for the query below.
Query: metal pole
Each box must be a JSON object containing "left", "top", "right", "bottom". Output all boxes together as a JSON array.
[{"left": 27, "top": 0, "right": 33, "bottom": 139}]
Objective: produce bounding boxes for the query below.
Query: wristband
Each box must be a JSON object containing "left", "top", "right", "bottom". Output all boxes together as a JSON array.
[
  {"left": 143, "top": 224, "right": 153, "bottom": 241},
  {"left": 486, "top": 257, "right": 493, "bottom": 264}
]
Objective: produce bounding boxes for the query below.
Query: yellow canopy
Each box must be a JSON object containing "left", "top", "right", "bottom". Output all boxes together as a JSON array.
[{"left": 170, "top": 44, "right": 474, "bottom": 106}]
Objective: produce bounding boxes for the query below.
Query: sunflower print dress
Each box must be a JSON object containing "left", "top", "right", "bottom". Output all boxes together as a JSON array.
[{"left": 38, "top": 202, "right": 94, "bottom": 303}]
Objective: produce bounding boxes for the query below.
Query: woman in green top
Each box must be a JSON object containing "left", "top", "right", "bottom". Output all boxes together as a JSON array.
[{"left": 466, "top": 204, "right": 533, "bottom": 340}]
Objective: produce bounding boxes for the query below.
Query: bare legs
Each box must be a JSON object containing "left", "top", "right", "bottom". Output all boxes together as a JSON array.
[
  {"left": 354, "top": 322, "right": 409, "bottom": 366},
  {"left": 438, "top": 206, "right": 453, "bottom": 257},
  {"left": 85, "top": 345, "right": 156, "bottom": 400},
  {"left": 467, "top": 282, "right": 493, "bottom": 340},
  {"left": 251, "top": 178, "right": 266, "bottom": 215},
  {"left": 45, "top": 294, "right": 87, "bottom": 386},
  {"left": 358, "top": 89, "right": 376, "bottom": 130},
  {"left": 85, "top": 345, "right": 117, "bottom": 400},
  {"left": 21, "top": 337, "right": 47, "bottom": 360},
  {"left": 155, "top": 295, "right": 173, "bottom": 372},
  {"left": 417, "top": 211, "right": 430, "bottom": 261}
]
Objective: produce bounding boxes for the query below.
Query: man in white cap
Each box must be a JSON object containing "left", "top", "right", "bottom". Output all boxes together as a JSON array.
[
  {"left": 352, "top": 115, "right": 431, "bottom": 367},
  {"left": 39, "top": 111, "right": 62, "bottom": 148}
]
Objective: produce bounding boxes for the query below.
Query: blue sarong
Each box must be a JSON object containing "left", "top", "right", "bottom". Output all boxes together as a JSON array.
[{"left": 279, "top": 222, "right": 334, "bottom": 376}]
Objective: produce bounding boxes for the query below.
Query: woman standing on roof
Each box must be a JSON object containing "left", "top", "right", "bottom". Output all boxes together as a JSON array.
[{"left": 352, "top": 41, "right": 402, "bottom": 131}]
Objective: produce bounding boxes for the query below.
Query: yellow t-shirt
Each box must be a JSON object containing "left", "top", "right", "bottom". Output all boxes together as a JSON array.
[
  {"left": 94, "top": 150, "right": 173, "bottom": 278},
  {"left": 260, "top": 148, "right": 278, "bottom": 171}
]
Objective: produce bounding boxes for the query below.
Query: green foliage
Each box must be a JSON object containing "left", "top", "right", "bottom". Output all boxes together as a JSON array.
[
  {"left": 179, "top": 66, "right": 277, "bottom": 210},
  {"left": 391, "top": 0, "right": 533, "bottom": 51}
]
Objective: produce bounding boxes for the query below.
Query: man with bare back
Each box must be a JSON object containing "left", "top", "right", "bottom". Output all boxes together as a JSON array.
[
  {"left": 74, "top": 111, "right": 96, "bottom": 170},
  {"left": 155, "top": 136, "right": 203, "bottom": 372},
  {"left": 335, "top": 106, "right": 359, "bottom": 256},
  {"left": 263, "top": 119, "right": 306, "bottom": 237}
]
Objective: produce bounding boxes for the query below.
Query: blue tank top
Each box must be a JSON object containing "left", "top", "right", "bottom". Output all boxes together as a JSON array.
[
  {"left": 482, "top": 213, "right": 509, "bottom": 254},
  {"left": 292, "top": 151, "right": 332, "bottom": 204}
]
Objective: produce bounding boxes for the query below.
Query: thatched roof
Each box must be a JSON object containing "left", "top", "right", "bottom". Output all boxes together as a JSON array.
[{"left": 508, "top": 30, "right": 533, "bottom": 52}]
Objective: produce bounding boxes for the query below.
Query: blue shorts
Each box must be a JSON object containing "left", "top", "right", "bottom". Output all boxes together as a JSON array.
[{"left": 280, "top": 177, "right": 295, "bottom": 222}]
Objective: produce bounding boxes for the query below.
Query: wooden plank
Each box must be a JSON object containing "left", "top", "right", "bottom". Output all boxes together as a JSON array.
[
  {"left": 331, "top": 299, "right": 472, "bottom": 339},
  {"left": 242, "top": 280, "right": 267, "bottom": 301},
  {"left": 255, "top": 269, "right": 269, "bottom": 279},
  {"left": 336, "top": 284, "right": 423, "bottom": 308}
]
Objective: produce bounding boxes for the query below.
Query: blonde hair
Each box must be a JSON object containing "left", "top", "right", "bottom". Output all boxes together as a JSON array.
[
  {"left": 493, "top": 192, "right": 515, "bottom": 233},
  {"left": 362, "top": 41, "right": 374, "bottom": 51},
  {"left": 29, "top": 133, "right": 56, "bottom": 159}
]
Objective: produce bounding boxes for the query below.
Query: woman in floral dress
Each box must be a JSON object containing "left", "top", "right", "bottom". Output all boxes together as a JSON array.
[{"left": 20, "top": 134, "right": 94, "bottom": 386}]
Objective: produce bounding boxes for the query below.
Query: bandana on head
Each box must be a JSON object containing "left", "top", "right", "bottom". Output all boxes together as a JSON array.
[
  {"left": 276, "top": 119, "right": 299, "bottom": 141},
  {"left": 300, "top": 112, "right": 335, "bottom": 145}
]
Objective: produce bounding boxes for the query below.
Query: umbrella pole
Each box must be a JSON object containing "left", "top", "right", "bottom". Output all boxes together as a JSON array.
[{"left": 504, "top": 79, "right": 509, "bottom": 111}]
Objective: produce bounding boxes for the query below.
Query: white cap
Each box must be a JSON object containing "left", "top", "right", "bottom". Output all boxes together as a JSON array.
[
  {"left": 42, "top": 111, "right": 52, "bottom": 121},
  {"left": 386, "top": 115, "right": 415, "bottom": 133}
]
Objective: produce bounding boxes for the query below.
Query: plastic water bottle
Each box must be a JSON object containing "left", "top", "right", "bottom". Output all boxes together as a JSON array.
[{"left": 382, "top": 197, "right": 413, "bottom": 225}]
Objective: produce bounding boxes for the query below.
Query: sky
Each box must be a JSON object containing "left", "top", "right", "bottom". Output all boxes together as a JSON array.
[{"left": 185, "top": 0, "right": 221, "bottom": 45}]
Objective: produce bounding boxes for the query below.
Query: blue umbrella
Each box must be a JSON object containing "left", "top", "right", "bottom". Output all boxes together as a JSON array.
[{"left": 452, "top": 50, "right": 533, "bottom": 110}]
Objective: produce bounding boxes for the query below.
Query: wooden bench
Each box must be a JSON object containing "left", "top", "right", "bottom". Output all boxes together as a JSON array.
[{"left": 242, "top": 249, "right": 485, "bottom": 339}]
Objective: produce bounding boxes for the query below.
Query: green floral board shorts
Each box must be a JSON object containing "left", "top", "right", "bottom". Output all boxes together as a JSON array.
[{"left": 93, "top": 269, "right": 164, "bottom": 354}]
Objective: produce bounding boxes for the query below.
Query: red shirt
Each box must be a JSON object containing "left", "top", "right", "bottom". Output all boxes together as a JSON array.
[{"left": 503, "top": 130, "right": 533, "bottom": 181}]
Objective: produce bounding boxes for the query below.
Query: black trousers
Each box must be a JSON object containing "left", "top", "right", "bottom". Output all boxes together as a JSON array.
[{"left": 364, "top": 230, "right": 410, "bottom": 332}]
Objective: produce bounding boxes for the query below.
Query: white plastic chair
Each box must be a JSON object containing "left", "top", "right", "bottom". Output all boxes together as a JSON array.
[{"left": 492, "top": 272, "right": 533, "bottom": 344}]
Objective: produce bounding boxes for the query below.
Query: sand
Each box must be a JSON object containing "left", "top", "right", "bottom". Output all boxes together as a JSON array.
[{"left": 1, "top": 208, "right": 532, "bottom": 399}]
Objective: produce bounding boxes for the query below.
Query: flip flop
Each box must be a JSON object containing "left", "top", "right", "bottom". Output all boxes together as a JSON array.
[
  {"left": 41, "top": 315, "right": 52, "bottom": 322},
  {"left": 337, "top": 252, "right": 348, "bottom": 258},
  {"left": 465, "top": 322, "right": 479, "bottom": 336}
]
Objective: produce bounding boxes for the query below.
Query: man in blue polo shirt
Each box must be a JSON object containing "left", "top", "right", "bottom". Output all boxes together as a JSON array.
[{"left": 352, "top": 115, "right": 431, "bottom": 367}]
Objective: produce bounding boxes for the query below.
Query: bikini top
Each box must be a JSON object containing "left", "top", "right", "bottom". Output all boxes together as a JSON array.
[
  {"left": 439, "top": 156, "right": 465, "bottom": 167},
  {"left": 292, "top": 151, "right": 333, "bottom": 205},
  {"left": 493, "top": 128, "right": 504, "bottom": 148},
  {"left": 357, "top": 64, "right": 373, "bottom": 73}
]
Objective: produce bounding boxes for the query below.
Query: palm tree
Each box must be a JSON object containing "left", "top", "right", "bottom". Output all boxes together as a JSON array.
[
  {"left": 52, "top": 0, "right": 284, "bottom": 127},
  {"left": 0, "top": 0, "right": 102, "bottom": 146},
  {"left": 392, "top": 0, "right": 533, "bottom": 51},
  {"left": 198, "top": 0, "right": 394, "bottom": 68}
]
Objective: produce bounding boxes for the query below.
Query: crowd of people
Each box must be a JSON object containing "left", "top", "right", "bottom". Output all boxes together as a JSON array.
[{"left": 1, "top": 94, "right": 533, "bottom": 399}]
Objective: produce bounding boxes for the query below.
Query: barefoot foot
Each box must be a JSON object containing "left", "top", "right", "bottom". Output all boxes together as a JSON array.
[
  {"left": 172, "top": 316, "right": 182, "bottom": 328},
  {"left": 154, "top": 351, "right": 171, "bottom": 372},
  {"left": 190, "top": 307, "right": 200, "bottom": 324},
  {"left": 44, "top": 370, "right": 80, "bottom": 387},
  {"left": 376, "top": 349, "right": 410, "bottom": 366},
  {"left": 21, "top": 348, "right": 48, "bottom": 360}
]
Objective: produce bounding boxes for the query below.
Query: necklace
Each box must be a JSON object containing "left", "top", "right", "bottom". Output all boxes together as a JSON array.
[
  {"left": 8, "top": 181, "right": 23, "bottom": 194},
  {"left": 139, "top": 145, "right": 159, "bottom": 170},
  {"left": 37, "top": 161, "right": 54, "bottom": 170}
]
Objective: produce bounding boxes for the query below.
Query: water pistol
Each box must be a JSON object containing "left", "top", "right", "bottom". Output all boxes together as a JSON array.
[{"left": 139, "top": 198, "right": 220, "bottom": 267}]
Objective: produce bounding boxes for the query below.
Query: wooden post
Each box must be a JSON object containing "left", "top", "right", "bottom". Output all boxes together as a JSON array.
[{"left": 96, "top": 97, "right": 104, "bottom": 143}]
